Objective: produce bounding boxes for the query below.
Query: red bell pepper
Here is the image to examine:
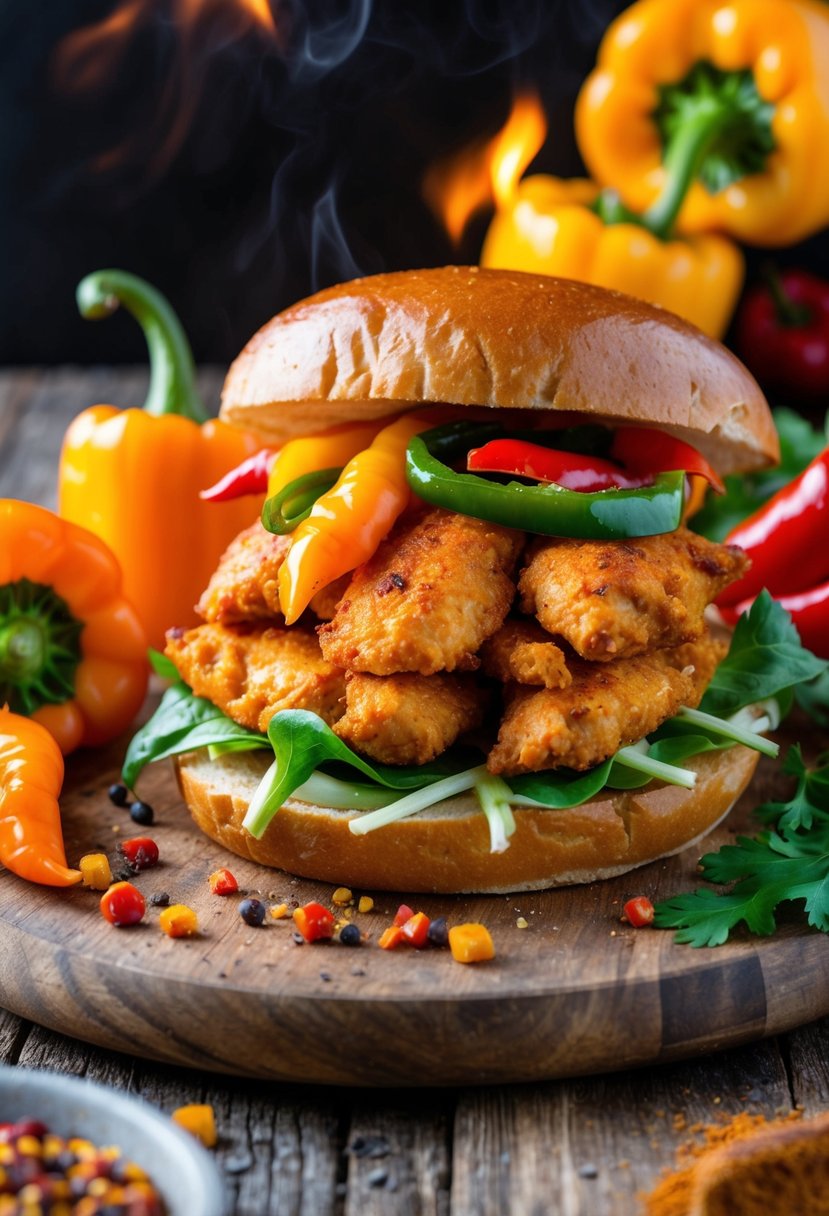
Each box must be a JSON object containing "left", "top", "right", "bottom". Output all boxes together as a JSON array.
[
  {"left": 200, "top": 448, "right": 277, "bottom": 502},
  {"left": 718, "top": 446, "right": 829, "bottom": 606},
  {"left": 736, "top": 269, "right": 829, "bottom": 403},
  {"left": 610, "top": 428, "right": 724, "bottom": 494}
]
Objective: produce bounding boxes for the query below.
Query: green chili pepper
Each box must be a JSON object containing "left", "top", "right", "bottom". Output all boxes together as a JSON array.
[
  {"left": 261, "top": 467, "right": 343, "bottom": 535},
  {"left": 405, "top": 422, "right": 686, "bottom": 540}
]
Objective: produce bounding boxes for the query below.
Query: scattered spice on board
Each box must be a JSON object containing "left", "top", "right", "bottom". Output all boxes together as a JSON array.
[{"left": 642, "top": 1109, "right": 810, "bottom": 1216}]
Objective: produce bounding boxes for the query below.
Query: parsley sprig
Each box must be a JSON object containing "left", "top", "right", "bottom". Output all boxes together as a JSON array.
[{"left": 655, "top": 747, "right": 829, "bottom": 946}]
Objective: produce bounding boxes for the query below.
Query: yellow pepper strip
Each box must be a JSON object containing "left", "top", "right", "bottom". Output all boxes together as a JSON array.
[
  {"left": 268, "top": 420, "right": 384, "bottom": 497},
  {"left": 0, "top": 500, "right": 148, "bottom": 754},
  {"left": 481, "top": 176, "right": 743, "bottom": 339},
  {"left": 278, "top": 414, "right": 431, "bottom": 624},
  {"left": 0, "top": 707, "right": 81, "bottom": 887},
  {"left": 575, "top": 0, "right": 829, "bottom": 246}
]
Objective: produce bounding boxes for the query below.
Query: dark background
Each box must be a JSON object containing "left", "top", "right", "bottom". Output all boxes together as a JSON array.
[{"left": 0, "top": 0, "right": 825, "bottom": 367}]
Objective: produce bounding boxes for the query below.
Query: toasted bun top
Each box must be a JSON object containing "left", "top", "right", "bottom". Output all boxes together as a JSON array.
[{"left": 221, "top": 267, "right": 778, "bottom": 475}]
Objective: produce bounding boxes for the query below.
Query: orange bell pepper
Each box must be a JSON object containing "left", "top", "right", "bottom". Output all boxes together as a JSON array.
[
  {"left": 277, "top": 413, "right": 431, "bottom": 624},
  {"left": 58, "top": 271, "right": 264, "bottom": 650},
  {"left": 0, "top": 706, "right": 81, "bottom": 886},
  {"left": 481, "top": 175, "right": 743, "bottom": 338},
  {"left": 0, "top": 500, "right": 148, "bottom": 754},
  {"left": 576, "top": 0, "right": 829, "bottom": 246}
]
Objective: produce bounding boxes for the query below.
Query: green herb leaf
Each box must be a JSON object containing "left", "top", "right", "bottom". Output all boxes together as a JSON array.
[
  {"left": 122, "top": 681, "right": 267, "bottom": 789},
  {"left": 699, "top": 592, "right": 827, "bottom": 718},
  {"left": 508, "top": 760, "right": 614, "bottom": 807},
  {"left": 795, "top": 670, "right": 829, "bottom": 727},
  {"left": 148, "top": 649, "right": 180, "bottom": 680}
]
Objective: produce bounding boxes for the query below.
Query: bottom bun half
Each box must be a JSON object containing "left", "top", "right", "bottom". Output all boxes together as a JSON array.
[{"left": 174, "top": 746, "right": 759, "bottom": 894}]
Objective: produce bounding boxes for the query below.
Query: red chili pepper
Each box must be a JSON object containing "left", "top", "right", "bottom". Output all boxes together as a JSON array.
[
  {"left": 610, "top": 428, "right": 724, "bottom": 494},
  {"left": 200, "top": 448, "right": 277, "bottom": 502},
  {"left": 622, "top": 896, "right": 655, "bottom": 927},
  {"left": 467, "top": 439, "right": 645, "bottom": 491},
  {"left": 393, "top": 902, "right": 415, "bottom": 927},
  {"left": 292, "top": 901, "right": 335, "bottom": 942},
  {"left": 208, "top": 867, "right": 238, "bottom": 896},
  {"left": 718, "top": 446, "right": 829, "bottom": 606},
  {"left": 100, "top": 881, "right": 146, "bottom": 926},
  {"left": 119, "top": 837, "right": 159, "bottom": 871},
  {"left": 401, "top": 912, "right": 431, "bottom": 949},
  {"left": 736, "top": 268, "right": 829, "bottom": 402}
]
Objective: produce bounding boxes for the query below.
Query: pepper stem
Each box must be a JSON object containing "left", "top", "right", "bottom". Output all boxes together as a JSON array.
[
  {"left": 0, "top": 580, "right": 83, "bottom": 715},
  {"left": 762, "top": 264, "right": 812, "bottom": 329},
  {"left": 643, "top": 106, "right": 729, "bottom": 239},
  {"left": 76, "top": 269, "right": 207, "bottom": 422}
]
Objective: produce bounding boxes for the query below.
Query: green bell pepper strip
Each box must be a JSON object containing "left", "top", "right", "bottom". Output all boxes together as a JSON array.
[
  {"left": 76, "top": 270, "right": 207, "bottom": 423},
  {"left": 261, "top": 467, "right": 343, "bottom": 536},
  {"left": 405, "top": 422, "right": 686, "bottom": 540}
]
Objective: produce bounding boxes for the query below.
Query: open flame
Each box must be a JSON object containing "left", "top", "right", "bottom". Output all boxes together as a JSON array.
[
  {"left": 423, "top": 90, "right": 547, "bottom": 246},
  {"left": 53, "top": 0, "right": 280, "bottom": 178}
]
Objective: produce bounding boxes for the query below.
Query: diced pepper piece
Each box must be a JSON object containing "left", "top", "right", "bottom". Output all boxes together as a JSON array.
[
  {"left": 448, "top": 923, "right": 495, "bottom": 964},
  {"left": 208, "top": 867, "right": 238, "bottom": 896},
  {"left": 378, "top": 925, "right": 404, "bottom": 950},
  {"left": 159, "top": 904, "right": 198, "bottom": 938},
  {"left": 393, "top": 903, "right": 415, "bottom": 927},
  {"left": 119, "top": 836, "right": 159, "bottom": 871},
  {"left": 293, "top": 901, "right": 335, "bottom": 942},
  {"left": 622, "top": 896, "right": 655, "bottom": 927},
  {"left": 79, "top": 853, "right": 112, "bottom": 891},
  {"left": 100, "top": 882, "right": 145, "bottom": 927},
  {"left": 401, "top": 912, "right": 431, "bottom": 949},
  {"left": 171, "top": 1104, "right": 217, "bottom": 1148},
  {"left": 358, "top": 895, "right": 374, "bottom": 913}
]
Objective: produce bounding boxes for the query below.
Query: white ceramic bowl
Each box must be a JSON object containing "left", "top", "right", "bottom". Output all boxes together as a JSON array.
[{"left": 0, "top": 1064, "right": 227, "bottom": 1216}]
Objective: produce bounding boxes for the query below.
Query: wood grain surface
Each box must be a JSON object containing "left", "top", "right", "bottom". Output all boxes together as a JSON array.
[{"left": 3, "top": 368, "right": 829, "bottom": 1213}]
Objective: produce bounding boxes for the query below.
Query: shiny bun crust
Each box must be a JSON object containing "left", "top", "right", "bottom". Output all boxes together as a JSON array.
[
  {"left": 221, "top": 267, "right": 778, "bottom": 475},
  {"left": 175, "top": 745, "right": 759, "bottom": 895}
]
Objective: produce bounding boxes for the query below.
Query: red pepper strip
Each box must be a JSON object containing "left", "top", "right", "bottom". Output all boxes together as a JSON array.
[
  {"left": 726, "top": 582, "right": 829, "bottom": 659},
  {"left": 610, "top": 428, "right": 725, "bottom": 494},
  {"left": 200, "top": 448, "right": 277, "bottom": 502},
  {"left": 466, "top": 439, "right": 647, "bottom": 491},
  {"left": 717, "top": 446, "right": 829, "bottom": 606}
]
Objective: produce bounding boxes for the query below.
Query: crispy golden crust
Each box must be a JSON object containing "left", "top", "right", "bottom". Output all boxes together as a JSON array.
[
  {"left": 308, "top": 573, "right": 351, "bottom": 621},
  {"left": 318, "top": 508, "right": 523, "bottom": 675},
  {"left": 519, "top": 528, "right": 748, "bottom": 661},
  {"left": 334, "top": 672, "right": 483, "bottom": 765},
  {"left": 175, "top": 744, "right": 759, "bottom": 893},
  {"left": 220, "top": 267, "right": 778, "bottom": 475},
  {"left": 479, "top": 618, "right": 571, "bottom": 689},
  {"left": 487, "top": 634, "right": 725, "bottom": 776},
  {"left": 165, "top": 621, "right": 346, "bottom": 733},
  {"left": 197, "top": 521, "right": 289, "bottom": 624}
]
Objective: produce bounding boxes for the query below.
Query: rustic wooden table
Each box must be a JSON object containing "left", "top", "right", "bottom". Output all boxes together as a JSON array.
[{"left": 2, "top": 367, "right": 829, "bottom": 1216}]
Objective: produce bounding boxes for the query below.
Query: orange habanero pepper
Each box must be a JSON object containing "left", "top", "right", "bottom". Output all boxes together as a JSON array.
[
  {"left": 0, "top": 500, "right": 147, "bottom": 754},
  {"left": 59, "top": 271, "right": 263, "bottom": 650},
  {"left": 0, "top": 707, "right": 81, "bottom": 886}
]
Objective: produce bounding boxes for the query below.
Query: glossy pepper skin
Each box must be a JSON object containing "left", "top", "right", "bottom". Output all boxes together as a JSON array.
[
  {"left": 481, "top": 176, "right": 743, "bottom": 339},
  {"left": 736, "top": 269, "right": 829, "bottom": 403},
  {"left": 0, "top": 707, "right": 81, "bottom": 887},
  {"left": 58, "top": 271, "right": 263, "bottom": 650},
  {"left": 576, "top": 0, "right": 829, "bottom": 246},
  {"left": 0, "top": 500, "right": 148, "bottom": 754}
]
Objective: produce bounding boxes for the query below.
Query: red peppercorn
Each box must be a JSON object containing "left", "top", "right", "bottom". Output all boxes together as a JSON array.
[
  {"left": 292, "top": 901, "right": 335, "bottom": 942},
  {"left": 393, "top": 903, "right": 415, "bottom": 927},
  {"left": 209, "top": 867, "right": 238, "bottom": 896},
  {"left": 119, "top": 836, "right": 159, "bottom": 871},
  {"left": 622, "top": 896, "right": 655, "bottom": 927},
  {"left": 100, "top": 882, "right": 146, "bottom": 926}
]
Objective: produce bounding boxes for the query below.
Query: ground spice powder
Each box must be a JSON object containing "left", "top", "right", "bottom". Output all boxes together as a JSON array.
[{"left": 643, "top": 1109, "right": 802, "bottom": 1216}]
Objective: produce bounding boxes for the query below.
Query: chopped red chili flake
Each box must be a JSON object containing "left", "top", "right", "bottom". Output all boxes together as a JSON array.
[
  {"left": 622, "top": 896, "right": 655, "bottom": 927},
  {"left": 393, "top": 903, "right": 415, "bottom": 927},
  {"left": 401, "top": 911, "right": 431, "bottom": 949}
]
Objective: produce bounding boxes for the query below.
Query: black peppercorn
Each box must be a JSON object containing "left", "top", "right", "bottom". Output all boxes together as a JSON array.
[
  {"left": 129, "top": 800, "right": 154, "bottom": 826},
  {"left": 108, "top": 783, "right": 129, "bottom": 807},
  {"left": 339, "top": 923, "right": 362, "bottom": 946},
  {"left": 239, "top": 898, "right": 266, "bottom": 927},
  {"left": 427, "top": 916, "right": 449, "bottom": 948}
]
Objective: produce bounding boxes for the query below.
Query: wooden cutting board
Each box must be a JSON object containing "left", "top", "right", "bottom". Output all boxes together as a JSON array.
[{"left": 1, "top": 714, "right": 828, "bottom": 1087}]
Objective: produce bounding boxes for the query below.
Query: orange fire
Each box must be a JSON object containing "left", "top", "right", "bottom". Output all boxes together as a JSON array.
[
  {"left": 423, "top": 91, "right": 547, "bottom": 245},
  {"left": 53, "top": 0, "right": 280, "bottom": 176}
]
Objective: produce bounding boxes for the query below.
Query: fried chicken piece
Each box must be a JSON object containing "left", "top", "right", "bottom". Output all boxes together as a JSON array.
[
  {"left": 165, "top": 622, "right": 346, "bottom": 733},
  {"left": 334, "top": 671, "right": 483, "bottom": 766},
  {"left": 488, "top": 633, "right": 726, "bottom": 776},
  {"left": 479, "top": 618, "right": 571, "bottom": 689},
  {"left": 518, "top": 527, "right": 747, "bottom": 661},
  {"left": 318, "top": 508, "right": 523, "bottom": 675},
  {"left": 308, "top": 573, "right": 352, "bottom": 622},
  {"left": 197, "top": 521, "right": 289, "bottom": 624}
]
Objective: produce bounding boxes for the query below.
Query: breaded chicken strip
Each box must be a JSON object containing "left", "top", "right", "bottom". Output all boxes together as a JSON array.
[
  {"left": 165, "top": 622, "right": 346, "bottom": 733},
  {"left": 197, "top": 521, "right": 288, "bottom": 624},
  {"left": 519, "top": 527, "right": 747, "bottom": 661},
  {"left": 488, "top": 633, "right": 726, "bottom": 775},
  {"left": 318, "top": 508, "right": 523, "bottom": 675},
  {"left": 334, "top": 671, "right": 483, "bottom": 766},
  {"left": 480, "top": 618, "right": 571, "bottom": 689}
]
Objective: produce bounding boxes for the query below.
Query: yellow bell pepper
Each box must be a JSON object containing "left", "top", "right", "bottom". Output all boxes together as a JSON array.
[
  {"left": 267, "top": 419, "right": 384, "bottom": 496},
  {"left": 59, "top": 271, "right": 263, "bottom": 651},
  {"left": 277, "top": 414, "right": 431, "bottom": 624},
  {"left": 481, "top": 175, "right": 743, "bottom": 339},
  {"left": 576, "top": 0, "right": 829, "bottom": 246}
]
